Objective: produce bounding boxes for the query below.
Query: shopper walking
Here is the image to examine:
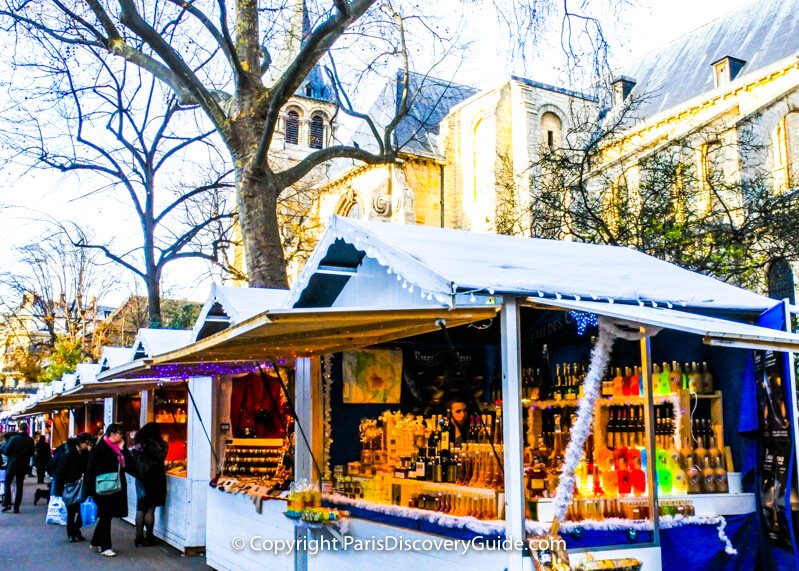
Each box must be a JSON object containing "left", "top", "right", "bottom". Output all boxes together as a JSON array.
[
  {"left": 34, "top": 434, "right": 51, "bottom": 484},
  {"left": 2, "top": 422, "right": 34, "bottom": 513},
  {"left": 84, "top": 424, "right": 132, "bottom": 557},
  {"left": 131, "top": 422, "right": 168, "bottom": 547},
  {"left": 54, "top": 432, "right": 93, "bottom": 542}
]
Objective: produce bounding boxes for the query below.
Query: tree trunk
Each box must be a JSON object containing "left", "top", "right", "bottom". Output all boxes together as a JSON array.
[
  {"left": 236, "top": 166, "right": 289, "bottom": 288},
  {"left": 146, "top": 274, "right": 162, "bottom": 328}
]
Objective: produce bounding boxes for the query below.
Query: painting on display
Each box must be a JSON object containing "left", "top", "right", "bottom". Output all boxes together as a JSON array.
[{"left": 342, "top": 349, "right": 403, "bottom": 404}]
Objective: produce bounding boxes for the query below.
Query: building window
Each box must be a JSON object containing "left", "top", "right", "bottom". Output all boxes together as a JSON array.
[
  {"left": 712, "top": 56, "right": 746, "bottom": 88},
  {"left": 309, "top": 114, "right": 325, "bottom": 149},
  {"left": 772, "top": 112, "right": 799, "bottom": 191},
  {"left": 285, "top": 110, "right": 300, "bottom": 145},
  {"left": 541, "top": 112, "right": 562, "bottom": 150}
]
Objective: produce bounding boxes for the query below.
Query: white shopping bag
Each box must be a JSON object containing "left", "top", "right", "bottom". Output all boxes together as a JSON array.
[{"left": 45, "top": 495, "right": 67, "bottom": 526}]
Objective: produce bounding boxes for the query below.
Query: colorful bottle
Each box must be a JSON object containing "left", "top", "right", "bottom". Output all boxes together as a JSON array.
[
  {"left": 714, "top": 455, "right": 729, "bottom": 493},
  {"left": 669, "top": 361, "right": 683, "bottom": 394},
  {"left": 658, "top": 362, "right": 671, "bottom": 396},
  {"left": 701, "top": 362, "right": 714, "bottom": 394},
  {"left": 688, "top": 362, "right": 702, "bottom": 393},
  {"left": 612, "top": 367, "right": 624, "bottom": 398},
  {"left": 702, "top": 457, "right": 716, "bottom": 493}
]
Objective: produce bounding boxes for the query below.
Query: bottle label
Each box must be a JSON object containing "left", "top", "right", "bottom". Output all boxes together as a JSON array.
[{"left": 530, "top": 478, "right": 545, "bottom": 490}]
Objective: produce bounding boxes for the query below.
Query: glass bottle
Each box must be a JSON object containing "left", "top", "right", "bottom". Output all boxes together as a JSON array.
[{"left": 701, "top": 362, "right": 714, "bottom": 394}]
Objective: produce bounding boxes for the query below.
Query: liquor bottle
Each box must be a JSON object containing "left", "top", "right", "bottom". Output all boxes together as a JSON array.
[
  {"left": 618, "top": 406, "right": 629, "bottom": 448},
  {"left": 612, "top": 367, "right": 624, "bottom": 398},
  {"left": 673, "top": 465, "right": 689, "bottom": 494},
  {"left": 627, "top": 406, "right": 638, "bottom": 448},
  {"left": 701, "top": 456, "right": 716, "bottom": 493},
  {"left": 439, "top": 417, "right": 450, "bottom": 452},
  {"left": 630, "top": 366, "right": 641, "bottom": 397},
  {"left": 688, "top": 362, "right": 702, "bottom": 393},
  {"left": 578, "top": 364, "right": 586, "bottom": 398},
  {"left": 693, "top": 431, "right": 707, "bottom": 469},
  {"left": 714, "top": 454, "right": 729, "bottom": 493},
  {"left": 701, "top": 362, "right": 714, "bottom": 394},
  {"left": 553, "top": 364, "right": 563, "bottom": 401},
  {"left": 658, "top": 362, "right": 671, "bottom": 396},
  {"left": 541, "top": 345, "right": 553, "bottom": 399},
  {"left": 602, "top": 369, "right": 615, "bottom": 398},
  {"left": 687, "top": 461, "right": 702, "bottom": 494},
  {"left": 680, "top": 438, "right": 693, "bottom": 471},
  {"left": 549, "top": 414, "right": 564, "bottom": 469},
  {"left": 669, "top": 361, "right": 683, "bottom": 394},
  {"left": 607, "top": 406, "right": 617, "bottom": 448},
  {"left": 622, "top": 366, "right": 633, "bottom": 396},
  {"left": 565, "top": 364, "right": 577, "bottom": 401},
  {"left": 532, "top": 368, "right": 542, "bottom": 400},
  {"left": 707, "top": 435, "right": 720, "bottom": 467}
]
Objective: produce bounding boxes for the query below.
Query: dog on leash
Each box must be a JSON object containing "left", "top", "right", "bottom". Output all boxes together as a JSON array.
[{"left": 33, "top": 488, "right": 50, "bottom": 505}]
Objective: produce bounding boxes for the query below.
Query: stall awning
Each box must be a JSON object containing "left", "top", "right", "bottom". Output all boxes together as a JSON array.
[
  {"left": 525, "top": 297, "right": 799, "bottom": 352},
  {"left": 100, "top": 306, "right": 500, "bottom": 380},
  {"left": 12, "top": 379, "right": 181, "bottom": 417}
]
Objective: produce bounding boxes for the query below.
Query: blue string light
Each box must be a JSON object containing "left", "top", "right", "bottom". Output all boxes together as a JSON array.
[{"left": 569, "top": 311, "right": 598, "bottom": 335}]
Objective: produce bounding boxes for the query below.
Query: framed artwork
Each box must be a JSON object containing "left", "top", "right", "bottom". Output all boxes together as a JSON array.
[{"left": 342, "top": 349, "right": 403, "bottom": 404}]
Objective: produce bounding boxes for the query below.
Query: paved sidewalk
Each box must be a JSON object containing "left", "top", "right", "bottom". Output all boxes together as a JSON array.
[{"left": 0, "top": 475, "right": 210, "bottom": 570}]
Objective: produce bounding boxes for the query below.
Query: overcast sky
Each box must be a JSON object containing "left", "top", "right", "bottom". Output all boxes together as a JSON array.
[{"left": 0, "top": 0, "right": 757, "bottom": 307}]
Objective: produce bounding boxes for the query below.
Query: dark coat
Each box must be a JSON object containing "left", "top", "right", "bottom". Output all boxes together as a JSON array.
[
  {"left": 34, "top": 438, "right": 51, "bottom": 467},
  {"left": 53, "top": 438, "right": 89, "bottom": 496},
  {"left": 4, "top": 432, "right": 34, "bottom": 473},
  {"left": 132, "top": 438, "right": 168, "bottom": 508},
  {"left": 85, "top": 437, "right": 133, "bottom": 519}
]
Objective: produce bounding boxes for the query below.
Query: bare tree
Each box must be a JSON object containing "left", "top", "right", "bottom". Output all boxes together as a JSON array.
[
  {"left": 0, "top": 0, "right": 614, "bottom": 289},
  {"left": 2, "top": 41, "right": 236, "bottom": 326},
  {"left": 524, "top": 95, "right": 799, "bottom": 290},
  {"left": 0, "top": 226, "right": 114, "bottom": 383}
]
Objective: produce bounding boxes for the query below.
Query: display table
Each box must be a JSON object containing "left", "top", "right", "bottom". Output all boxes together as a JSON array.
[{"left": 205, "top": 486, "right": 294, "bottom": 571}]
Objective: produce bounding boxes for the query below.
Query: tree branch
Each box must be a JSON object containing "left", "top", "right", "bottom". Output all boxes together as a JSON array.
[{"left": 276, "top": 145, "right": 384, "bottom": 188}]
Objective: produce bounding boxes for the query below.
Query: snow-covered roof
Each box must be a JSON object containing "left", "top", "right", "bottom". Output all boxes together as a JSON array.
[
  {"left": 192, "top": 284, "right": 289, "bottom": 341},
  {"left": 130, "top": 329, "right": 193, "bottom": 360},
  {"left": 290, "top": 216, "right": 776, "bottom": 313},
  {"left": 618, "top": 0, "right": 799, "bottom": 120},
  {"left": 62, "top": 373, "right": 77, "bottom": 391},
  {"left": 99, "top": 347, "right": 131, "bottom": 372},
  {"left": 75, "top": 363, "right": 101, "bottom": 385}
]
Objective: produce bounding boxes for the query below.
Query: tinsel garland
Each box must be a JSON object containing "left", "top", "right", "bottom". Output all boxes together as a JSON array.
[
  {"left": 322, "top": 355, "right": 334, "bottom": 482},
  {"left": 323, "top": 493, "right": 736, "bottom": 553},
  {"left": 526, "top": 514, "right": 736, "bottom": 553},
  {"left": 552, "top": 319, "right": 618, "bottom": 521},
  {"left": 322, "top": 493, "right": 506, "bottom": 536},
  {"left": 553, "top": 318, "right": 663, "bottom": 522}
]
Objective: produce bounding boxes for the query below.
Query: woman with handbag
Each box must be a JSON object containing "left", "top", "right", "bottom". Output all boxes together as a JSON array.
[
  {"left": 54, "top": 432, "right": 93, "bottom": 542},
  {"left": 84, "top": 424, "right": 133, "bottom": 557},
  {"left": 131, "top": 423, "right": 168, "bottom": 547}
]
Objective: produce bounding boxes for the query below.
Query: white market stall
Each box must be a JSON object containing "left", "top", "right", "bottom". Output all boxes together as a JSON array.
[{"left": 103, "top": 216, "right": 799, "bottom": 571}]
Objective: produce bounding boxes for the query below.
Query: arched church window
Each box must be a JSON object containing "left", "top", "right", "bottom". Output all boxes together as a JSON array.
[
  {"left": 309, "top": 114, "right": 325, "bottom": 149},
  {"left": 770, "top": 112, "right": 799, "bottom": 191},
  {"left": 768, "top": 259, "right": 796, "bottom": 303},
  {"left": 541, "top": 112, "right": 563, "bottom": 150},
  {"left": 285, "top": 110, "right": 300, "bottom": 145}
]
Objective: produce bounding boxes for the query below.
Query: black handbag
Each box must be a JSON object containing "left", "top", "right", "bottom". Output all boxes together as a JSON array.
[{"left": 63, "top": 478, "right": 84, "bottom": 506}]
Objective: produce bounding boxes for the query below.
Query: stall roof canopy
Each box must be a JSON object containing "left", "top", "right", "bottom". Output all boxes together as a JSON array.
[
  {"left": 192, "top": 284, "right": 289, "bottom": 342},
  {"left": 290, "top": 217, "right": 776, "bottom": 313},
  {"left": 100, "top": 306, "right": 499, "bottom": 380},
  {"left": 13, "top": 379, "right": 173, "bottom": 417},
  {"left": 526, "top": 297, "right": 799, "bottom": 352},
  {"left": 130, "top": 328, "right": 193, "bottom": 360},
  {"left": 99, "top": 347, "right": 131, "bottom": 372}
]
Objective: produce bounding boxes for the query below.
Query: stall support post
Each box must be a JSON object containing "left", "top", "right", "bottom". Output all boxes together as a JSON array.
[
  {"left": 68, "top": 409, "right": 76, "bottom": 438},
  {"left": 139, "top": 389, "right": 154, "bottom": 426},
  {"left": 639, "top": 329, "right": 661, "bottom": 547},
  {"left": 501, "top": 296, "right": 525, "bottom": 571},
  {"left": 294, "top": 356, "right": 323, "bottom": 482},
  {"left": 294, "top": 357, "right": 322, "bottom": 571},
  {"left": 782, "top": 301, "right": 799, "bottom": 502},
  {"left": 84, "top": 403, "right": 91, "bottom": 433},
  {"left": 103, "top": 397, "right": 115, "bottom": 428}
]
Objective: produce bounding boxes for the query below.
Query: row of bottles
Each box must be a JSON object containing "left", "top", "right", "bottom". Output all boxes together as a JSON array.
[
  {"left": 397, "top": 443, "right": 505, "bottom": 489},
  {"left": 653, "top": 362, "right": 714, "bottom": 396},
  {"left": 409, "top": 490, "right": 498, "bottom": 519},
  {"left": 606, "top": 405, "right": 647, "bottom": 448},
  {"left": 522, "top": 362, "right": 586, "bottom": 401}
]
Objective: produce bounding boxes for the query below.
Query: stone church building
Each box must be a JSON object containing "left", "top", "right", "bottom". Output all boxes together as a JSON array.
[{"left": 265, "top": 0, "right": 799, "bottom": 302}]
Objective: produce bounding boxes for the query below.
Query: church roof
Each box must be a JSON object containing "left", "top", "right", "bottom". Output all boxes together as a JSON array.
[
  {"left": 350, "top": 71, "right": 478, "bottom": 159},
  {"left": 619, "top": 0, "right": 799, "bottom": 120}
]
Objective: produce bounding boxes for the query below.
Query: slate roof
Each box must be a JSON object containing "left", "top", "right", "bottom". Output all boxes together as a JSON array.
[
  {"left": 618, "top": 0, "right": 799, "bottom": 120},
  {"left": 349, "top": 71, "right": 479, "bottom": 159}
]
